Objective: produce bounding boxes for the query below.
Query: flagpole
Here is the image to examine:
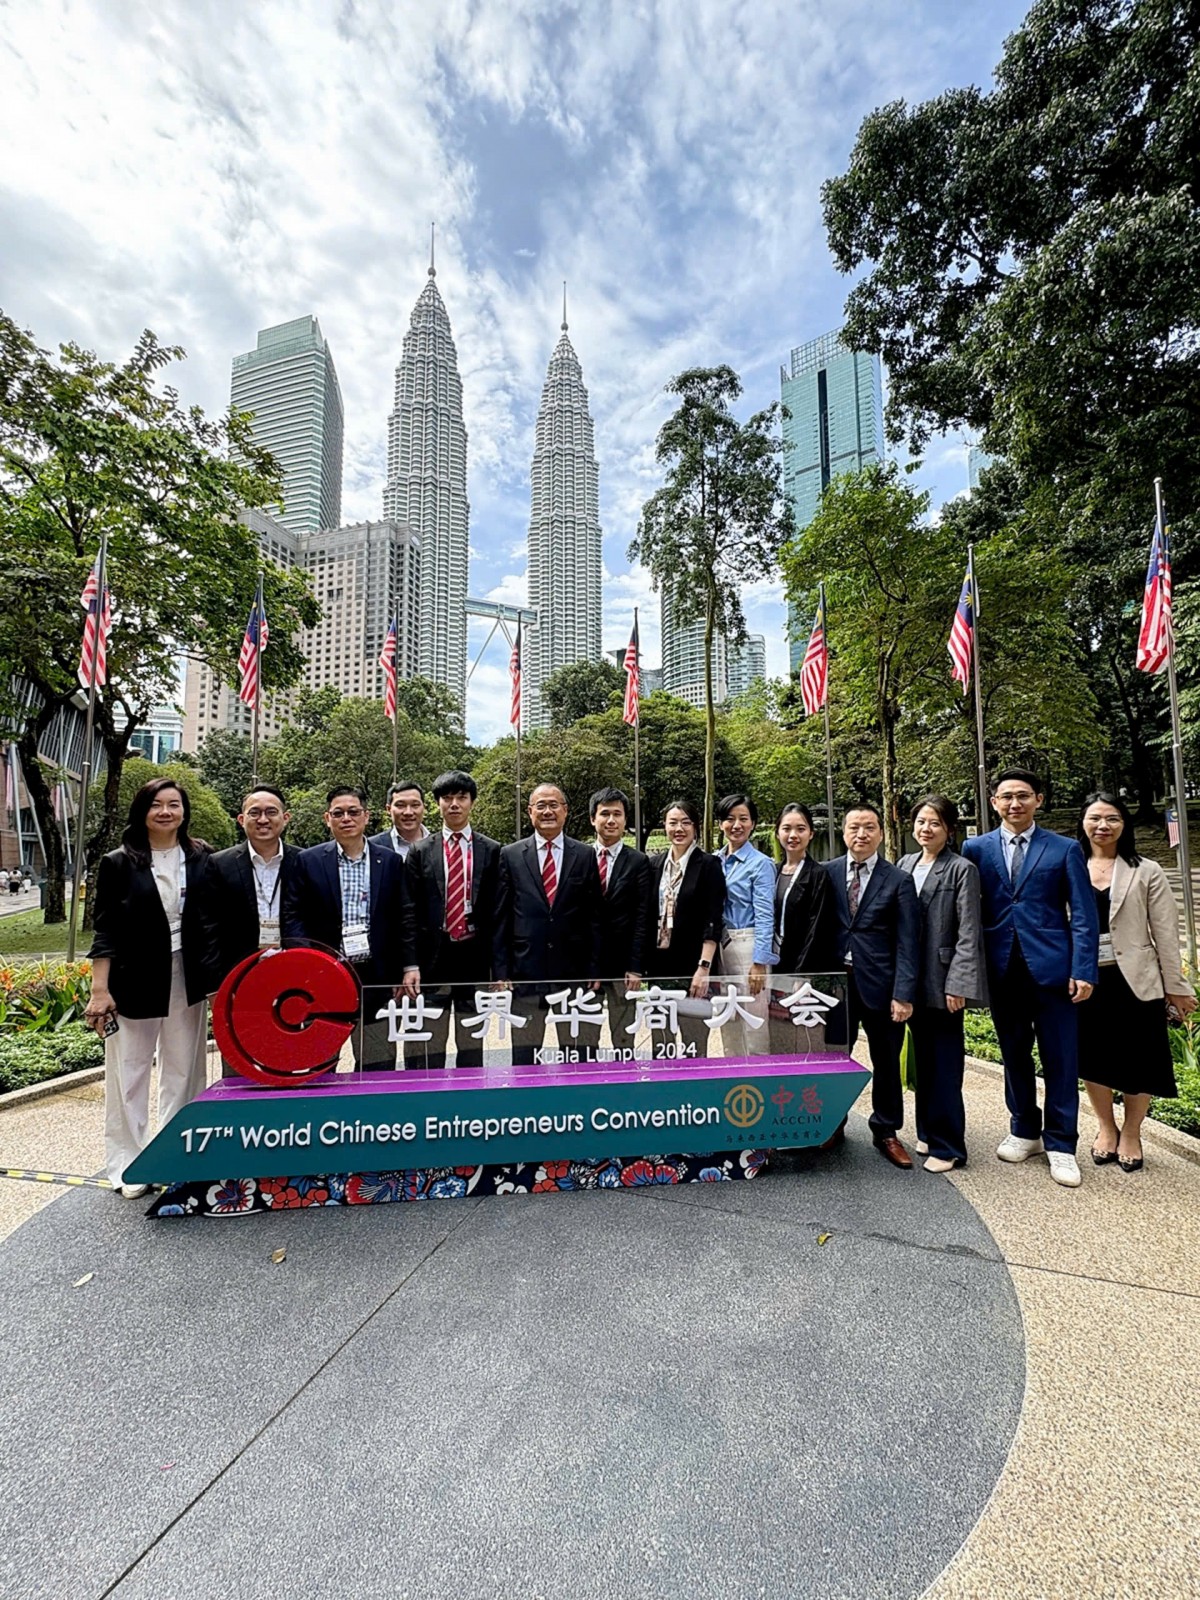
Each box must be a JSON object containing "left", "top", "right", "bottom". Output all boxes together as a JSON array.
[
  {"left": 250, "top": 570, "right": 264, "bottom": 785},
  {"left": 968, "top": 544, "right": 989, "bottom": 833},
  {"left": 66, "top": 533, "right": 107, "bottom": 964},
  {"left": 513, "top": 622, "right": 523, "bottom": 841},
  {"left": 390, "top": 621, "right": 399, "bottom": 785},
  {"left": 819, "top": 583, "right": 836, "bottom": 857},
  {"left": 1155, "top": 479, "right": 1196, "bottom": 968}
]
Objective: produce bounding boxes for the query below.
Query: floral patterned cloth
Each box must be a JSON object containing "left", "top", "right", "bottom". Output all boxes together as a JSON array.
[{"left": 146, "top": 1150, "right": 768, "bottom": 1218}]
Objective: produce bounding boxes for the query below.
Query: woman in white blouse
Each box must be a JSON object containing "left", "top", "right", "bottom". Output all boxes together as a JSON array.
[{"left": 85, "top": 780, "right": 216, "bottom": 1197}]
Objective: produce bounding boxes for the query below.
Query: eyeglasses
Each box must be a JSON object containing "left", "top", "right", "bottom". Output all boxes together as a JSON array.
[
  {"left": 328, "top": 808, "right": 365, "bottom": 820},
  {"left": 244, "top": 808, "right": 283, "bottom": 821},
  {"left": 995, "top": 791, "right": 1036, "bottom": 803}
]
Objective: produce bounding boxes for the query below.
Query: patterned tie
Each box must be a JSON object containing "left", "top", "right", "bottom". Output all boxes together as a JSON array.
[
  {"left": 1010, "top": 834, "right": 1026, "bottom": 891},
  {"left": 598, "top": 847, "right": 609, "bottom": 893},
  {"left": 542, "top": 841, "right": 558, "bottom": 906},
  {"left": 445, "top": 833, "right": 468, "bottom": 940},
  {"left": 848, "top": 860, "right": 865, "bottom": 919}
]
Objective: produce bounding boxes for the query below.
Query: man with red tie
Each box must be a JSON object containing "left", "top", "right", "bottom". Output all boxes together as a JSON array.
[
  {"left": 405, "top": 771, "right": 502, "bottom": 1069},
  {"left": 493, "top": 783, "right": 604, "bottom": 1065},
  {"left": 589, "top": 786, "right": 654, "bottom": 1058}
]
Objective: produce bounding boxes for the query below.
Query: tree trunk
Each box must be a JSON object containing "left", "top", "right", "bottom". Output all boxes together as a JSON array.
[
  {"left": 1109, "top": 650, "right": 1161, "bottom": 823},
  {"left": 703, "top": 589, "right": 717, "bottom": 848},
  {"left": 81, "top": 714, "right": 134, "bottom": 931},
  {"left": 877, "top": 646, "right": 900, "bottom": 860},
  {"left": 15, "top": 697, "right": 71, "bottom": 923}
]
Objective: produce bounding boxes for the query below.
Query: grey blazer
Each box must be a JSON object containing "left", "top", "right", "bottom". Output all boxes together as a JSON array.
[
  {"left": 1107, "top": 855, "right": 1187, "bottom": 1000},
  {"left": 897, "top": 850, "right": 988, "bottom": 1009}
]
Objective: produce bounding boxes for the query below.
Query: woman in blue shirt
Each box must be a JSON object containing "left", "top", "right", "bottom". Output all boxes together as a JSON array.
[{"left": 715, "top": 793, "right": 777, "bottom": 1057}]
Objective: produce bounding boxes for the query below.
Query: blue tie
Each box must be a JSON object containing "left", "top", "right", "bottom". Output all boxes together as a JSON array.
[{"left": 1009, "top": 835, "right": 1025, "bottom": 890}]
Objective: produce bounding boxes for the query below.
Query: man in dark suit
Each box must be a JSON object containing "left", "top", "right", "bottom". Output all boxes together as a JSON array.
[
  {"left": 962, "top": 767, "right": 1098, "bottom": 1188},
  {"left": 204, "top": 785, "right": 296, "bottom": 981},
  {"left": 825, "top": 804, "right": 920, "bottom": 1167},
  {"left": 406, "top": 769, "right": 501, "bottom": 1069},
  {"left": 493, "top": 783, "right": 604, "bottom": 1065},
  {"left": 588, "top": 786, "right": 655, "bottom": 1059},
  {"left": 283, "top": 785, "right": 418, "bottom": 1070},
  {"left": 370, "top": 780, "right": 430, "bottom": 861}
]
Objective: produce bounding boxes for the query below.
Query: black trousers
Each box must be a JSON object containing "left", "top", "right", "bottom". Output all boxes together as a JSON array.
[
  {"left": 406, "top": 940, "right": 491, "bottom": 1070},
  {"left": 909, "top": 1005, "right": 967, "bottom": 1162},
  {"left": 829, "top": 969, "right": 906, "bottom": 1138}
]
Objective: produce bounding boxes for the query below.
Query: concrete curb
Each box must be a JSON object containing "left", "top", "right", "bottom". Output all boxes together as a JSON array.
[
  {"left": 0, "top": 1066, "right": 106, "bottom": 1111},
  {"left": 964, "top": 1053, "right": 1200, "bottom": 1168}
]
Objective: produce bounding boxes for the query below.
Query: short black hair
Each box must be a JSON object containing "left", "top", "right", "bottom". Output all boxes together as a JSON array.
[
  {"left": 590, "top": 786, "right": 631, "bottom": 821},
  {"left": 387, "top": 780, "right": 425, "bottom": 805},
  {"left": 843, "top": 802, "right": 883, "bottom": 826},
  {"left": 432, "top": 770, "right": 477, "bottom": 801},
  {"left": 716, "top": 793, "right": 758, "bottom": 825},
  {"left": 1078, "top": 791, "right": 1140, "bottom": 866},
  {"left": 990, "top": 767, "right": 1043, "bottom": 797},
  {"left": 241, "top": 784, "right": 288, "bottom": 810},
  {"left": 326, "top": 784, "right": 368, "bottom": 808}
]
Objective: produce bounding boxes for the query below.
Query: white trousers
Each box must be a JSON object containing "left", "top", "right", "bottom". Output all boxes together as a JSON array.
[
  {"left": 104, "top": 953, "right": 208, "bottom": 1185},
  {"left": 716, "top": 929, "right": 773, "bottom": 1057}
]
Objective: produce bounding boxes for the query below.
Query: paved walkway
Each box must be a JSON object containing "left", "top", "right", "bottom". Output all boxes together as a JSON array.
[{"left": 1, "top": 1059, "right": 1197, "bottom": 1599}]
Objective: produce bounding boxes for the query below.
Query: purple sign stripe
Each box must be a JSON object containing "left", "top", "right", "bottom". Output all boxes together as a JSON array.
[{"left": 200, "top": 1052, "right": 861, "bottom": 1104}]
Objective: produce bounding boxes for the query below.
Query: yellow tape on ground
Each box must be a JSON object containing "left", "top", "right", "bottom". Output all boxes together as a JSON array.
[{"left": 2, "top": 1166, "right": 113, "bottom": 1190}]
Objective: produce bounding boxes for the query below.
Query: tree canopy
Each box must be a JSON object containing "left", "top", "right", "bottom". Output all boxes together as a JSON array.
[{"left": 541, "top": 657, "right": 625, "bottom": 727}]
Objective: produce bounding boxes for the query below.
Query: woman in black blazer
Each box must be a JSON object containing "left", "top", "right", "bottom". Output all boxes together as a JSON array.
[
  {"left": 646, "top": 799, "right": 725, "bottom": 1061},
  {"left": 768, "top": 803, "right": 836, "bottom": 1055},
  {"left": 85, "top": 779, "right": 216, "bottom": 1197}
]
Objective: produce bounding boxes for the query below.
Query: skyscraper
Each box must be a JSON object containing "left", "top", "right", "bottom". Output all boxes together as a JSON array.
[
  {"left": 230, "top": 317, "right": 344, "bottom": 536},
  {"left": 781, "top": 329, "right": 883, "bottom": 669},
  {"left": 301, "top": 521, "right": 421, "bottom": 701},
  {"left": 726, "top": 633, "right": 767, "bottom": 700},
  {"left": 660, "top": 586, "right": 728, "bottom": 710},
  {"left": 383, "top": 242, "right": 470, "bottom": 710},
  {"left": 524, "top": 292, "right": 602, "bottom": 731}
]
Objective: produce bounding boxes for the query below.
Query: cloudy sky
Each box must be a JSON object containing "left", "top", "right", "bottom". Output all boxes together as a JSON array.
[{"left": 1, "top": 0, "right": 1028, "bottom": 741}]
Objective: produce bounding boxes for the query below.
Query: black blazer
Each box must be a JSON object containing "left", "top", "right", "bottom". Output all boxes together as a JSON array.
[
  {"left": 89, "top": 844, "right": 217, "bottom": 1019},
  {"left": 492, "top": 834, "right": 603, "bottom": 990},
  {"left": 202, "top": 841, "right": 298, "bottom": 983},
  {"left": 282, "top": 839, "right": 416, "bottom": 986},
  {"left": 406, "top": 828, "right": 502, "bottom": 978},
  {"left": 596, "top": 844, "right": 656, "bottom": 981},
  {"left": 774, "top": 857, "right": 836, "bottom": 976},
  {"left": 645, "top": 849, "right": 726, "bottom": 980},
  {"left": 824, "top": 853, "right": 920, "bottom": 1012}
]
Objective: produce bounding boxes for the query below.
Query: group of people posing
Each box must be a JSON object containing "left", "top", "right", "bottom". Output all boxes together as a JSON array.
[{"left": 83, "top": 766, "right": 1193, "bottom": 1200}]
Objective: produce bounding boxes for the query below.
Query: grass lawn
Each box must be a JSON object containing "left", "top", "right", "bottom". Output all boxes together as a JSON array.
[{"left": 0, "top": 908, "right": 72, "bottom": 959}]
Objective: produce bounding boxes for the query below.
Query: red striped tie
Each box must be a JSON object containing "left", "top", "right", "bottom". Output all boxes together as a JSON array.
[
  {"left": 446, "top": 833, "right": 468, "bottom": 939},
  {"left": 598, "top": 847, "right": 609, "bottom": 892},
  {"left": 542, "top": 842, "right": 557, "bottom": 906}
]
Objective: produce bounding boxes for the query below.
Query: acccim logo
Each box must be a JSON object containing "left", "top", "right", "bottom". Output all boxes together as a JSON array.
[{"left": 724, "top": 1083, "right": 766, "bottom": 1130}]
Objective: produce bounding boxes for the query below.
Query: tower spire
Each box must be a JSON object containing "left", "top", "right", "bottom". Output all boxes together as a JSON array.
[
  {"left": 561, "top": 280, "right": 568, "bottom": 332},
  {"left": 429, "top": 223, "right": 436, "bottom": 278}
]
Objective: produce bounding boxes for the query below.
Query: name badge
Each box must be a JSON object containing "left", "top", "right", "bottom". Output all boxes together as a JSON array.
[
  {"left": 258, "top": 917, "right": 281, "bottom": 949},
  {"left": 1097, "top": 933, "right": 1117, "bottom": 967},
  {"left": 342, "top": 923, "right": 371, "bottom": 961}
]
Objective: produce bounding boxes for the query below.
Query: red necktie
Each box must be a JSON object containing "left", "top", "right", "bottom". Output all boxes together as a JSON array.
[
  {"left": 598, "top": 848, "right": 609, "bottom": 893},
  {"left": 445, "top": 833, "right": 468, "bottom": 940},
  {"left": 542, "top": 842, "right": 558, "bottom": 906}
]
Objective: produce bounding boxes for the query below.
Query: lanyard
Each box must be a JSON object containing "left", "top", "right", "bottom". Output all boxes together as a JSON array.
[{"left": 252, "top": 850, "right": 283, "bottom": 915}]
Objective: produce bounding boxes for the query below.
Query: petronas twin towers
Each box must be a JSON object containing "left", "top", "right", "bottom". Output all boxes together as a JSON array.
[{"left": 383, "top": 248, "right": 601, "bottom": 728}]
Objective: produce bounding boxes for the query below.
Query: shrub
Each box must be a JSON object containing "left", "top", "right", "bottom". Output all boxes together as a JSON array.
[
  {"left": 0, "top": 959, "right": 92, "bottom": 1032},
  {"left": 0, "top": 1021, "right": 104, "bottom": 1094}
]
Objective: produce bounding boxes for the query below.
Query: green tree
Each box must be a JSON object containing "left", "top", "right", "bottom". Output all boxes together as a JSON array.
[
  {"left": 541, "top": 657, "right": 625, "bottom": 727},
  {"left": 392, "top": 675, "right": 465, "bottom": 736},
  {"left": 782, "top": 463, "right": 1101, "bottom": 855},
  {"left": 0, "top": 314, "right": 318, "bottom": 923},
  {"left": 192, "top": 729, "right": 256, "bottom": 819},
  {"left": 630, "top": 366, "right": 793, "bottom": 839}
]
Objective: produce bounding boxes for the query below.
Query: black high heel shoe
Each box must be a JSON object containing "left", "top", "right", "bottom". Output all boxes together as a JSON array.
[
  {"left": 1091, "top": 1139, "right": 1119, "bottom": 1166},
  {"left": 1118, "top": 1143, "right": 1144, "bottom": 1173}
]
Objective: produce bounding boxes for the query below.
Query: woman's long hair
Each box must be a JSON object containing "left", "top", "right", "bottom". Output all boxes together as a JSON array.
[
  {"left": 1077, "top": 791, "right": 1140, "bottom": 866},
  {"left": 120, "top": 779, "right": 209, "bottom": 868}
]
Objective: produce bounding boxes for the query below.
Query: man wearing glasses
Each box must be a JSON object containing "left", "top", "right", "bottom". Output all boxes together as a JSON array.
[
  {"left": 205, "top": 785, "right": 296, "bottom": 980},
  {"left": 963, "top": 767, "right": 1098, "bottom": 1188},
  {"left": 284, "top": 785, "right": 418, "bottom": 1070}
]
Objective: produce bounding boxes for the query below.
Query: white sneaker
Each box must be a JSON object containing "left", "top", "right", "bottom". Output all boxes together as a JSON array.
[
  {"left": 120, "top": 1182, "right": 149, "bottom": 1199},
  {"left": 1048, "top": 1152, "right": 1082, "bottom": 1188},
  {"left": 996, "top": 1134, "right": 1044, "bottom": 1163}
]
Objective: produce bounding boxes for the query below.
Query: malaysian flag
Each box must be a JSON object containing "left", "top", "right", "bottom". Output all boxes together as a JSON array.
[
  {"left": 1136, "top": 517, "right": 1172, "bottom": 674},
  {"left": 237, "top": 597, "right": 269, "bottom": 707},
  {"left": 379, "top": 617, "right": 398, "bottom": 721},
  {"left": 947, "top": 563, "right": 975, "bottom": 693},
  {"left": 799, "top": 590, "right": 828, "bottom": 717},
  {"left": 622, "top": 617, "right": 640, "bottom": 726},
  {"left": 509, "top": 620, "right": 522, "bottom": 728},
  {"left": 1167, "top": 807, "right": 1181, "bottom": 848},
  {"left": 78, "top": 555, "right": 112, "bottom": 689}
]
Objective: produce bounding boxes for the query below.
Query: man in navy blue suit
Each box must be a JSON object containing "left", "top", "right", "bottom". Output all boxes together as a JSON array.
[
  {"left": 283, "top": 785, "right": 418, "bottom": 1070},
  {"left": 962, "top": 768, "right": 1098, "bottom": 1187},
  {"left": 825, "top": 804, "right": 920, "bottom": 1168}
]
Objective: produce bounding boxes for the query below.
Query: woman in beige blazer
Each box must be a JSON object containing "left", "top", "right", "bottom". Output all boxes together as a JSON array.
[{"left": 1077, "top": 793, "right": 1195, "bottom": 1171}]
